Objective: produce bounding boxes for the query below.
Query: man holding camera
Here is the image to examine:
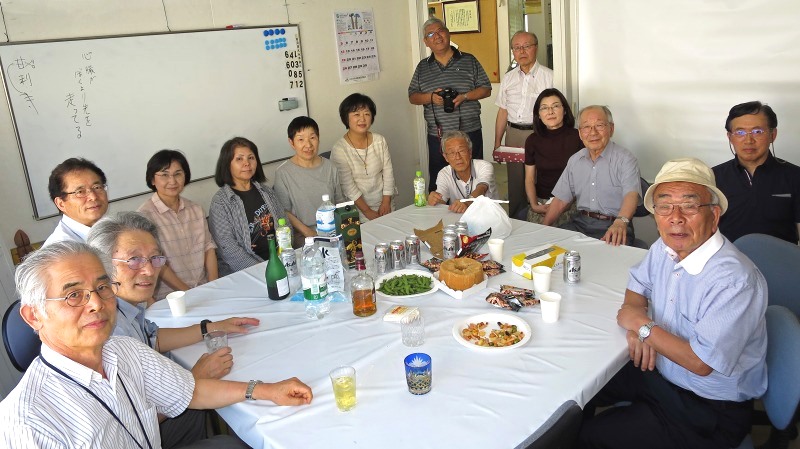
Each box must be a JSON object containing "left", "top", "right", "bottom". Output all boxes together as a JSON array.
[{"left": 409, "top": 17, "right": 491, "bottom": 191}]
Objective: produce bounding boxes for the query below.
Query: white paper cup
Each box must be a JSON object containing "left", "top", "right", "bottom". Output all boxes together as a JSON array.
[
  {"left": 487, "top": 238, "right": 505, "bottom": 262},
  {"left": 166, "top": 291, "right": 187, "bottom": 317},
  {"left": 532, "top": 266, "right": 552, "bottom": 293},
  {"left": 539, "top": 292, "right": 562, "bottom": 323}
]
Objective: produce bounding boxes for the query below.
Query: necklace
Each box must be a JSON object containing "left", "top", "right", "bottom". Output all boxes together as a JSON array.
[{"left": 345, "top": 132, "right": 370, "bottom": 175}]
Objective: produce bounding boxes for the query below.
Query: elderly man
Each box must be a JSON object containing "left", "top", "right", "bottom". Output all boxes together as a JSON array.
[
  {"left": 542, "top": 105, "right": 641, "bottom": 246},
  {"left": 44, "top": 157, "right": 191, "bottom": 293},
  {"left": 580, "top": 158, "right": 767, "bottom": 449},
  {"left": 88, "top": 211, "right": 258, "bottom": 448},
  {"left": 494, "top": 31, "right": 554, "bottom": 218},
  {"left": 712, "top": 101, "right": 800, "bottom": 244},
  {"left": 408, "top": 17, "right": 491, "bottom": 192},
  {"left": 427, "top": 130, "right": 497, "bottom": 214},
  {"left": 0, "top": 241, "right": 312, "bottom": 448}
]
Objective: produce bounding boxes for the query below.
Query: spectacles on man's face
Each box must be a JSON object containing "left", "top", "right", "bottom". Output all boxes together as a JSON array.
[
  {"left": 45, "top": 281, "right": 120, "bottom": 307},
  {"left": 653, "top": 203, "right": 715, "bottom": 216},
  {"left": 425, "top": 28, "right": 447, "bottom": 39},
  {"left": 512, "top": 43, "right": 537, "bottom": 52},
  {"left": 729, "top": 128, "right": 770, "bottom": 140},
  {"left": 539, "top": 104, "right": 563, "bottom": 113},
  {"left": 63, "top": 183, "right": 108, "bottom": 199},
  {"left": 578, "top": 123, "right": 609, "bottom": 134},
  {"left": 155, "top": 171, "right": 185, "bottom": 181},
  {"left": 444, "top": 149, "right": 469, "bottom": 159},
  {"left": 112, "top": 256, "right": 168, "bottom": 270}
]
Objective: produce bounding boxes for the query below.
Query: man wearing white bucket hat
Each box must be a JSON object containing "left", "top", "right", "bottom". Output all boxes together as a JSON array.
[{"left": 580, "top": 158, "right": 768, "bottom": 449}]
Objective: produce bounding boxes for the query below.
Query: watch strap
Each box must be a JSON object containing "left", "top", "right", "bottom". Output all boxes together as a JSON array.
[
  {"left": 616, "top": 216, "right": 630, "bottom": 224},
  {"left": 638, "top": 321, "right": 656, "bottom": 342},
  {"left": 245, "top": 380, "right": 262, "bottom": 400},
  {"left": 200, "top": 319, "right": 211, "bottom": 336}
]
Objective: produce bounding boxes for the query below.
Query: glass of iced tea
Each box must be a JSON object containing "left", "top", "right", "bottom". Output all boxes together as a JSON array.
[{"left": 329, "top": 366, "right": 357, "bottom": 411}]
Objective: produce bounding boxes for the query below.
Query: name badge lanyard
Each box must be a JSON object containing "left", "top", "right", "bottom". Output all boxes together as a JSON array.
[
  {"left": 39, "top": 356, "right": 154, "bottom": 449},
  {"left": 451, "top": 161, "right": 477, "bottom": 199}
]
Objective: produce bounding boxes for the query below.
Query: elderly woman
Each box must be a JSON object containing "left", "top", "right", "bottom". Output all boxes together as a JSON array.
[
  {"left": 138, "top": 150, "right": 217, "bottom": 300},
  {"left": 274, "top": 116, "right": 346, "bottom": 247},
  {"left": 208, "top": 137, "right": 288, "bottom": 276},
  {"left": 330, "top": 93, "right": 396, "bottom": 222},
  {"left": 524, "top": 88, "right": 583, "bottom": 224}
]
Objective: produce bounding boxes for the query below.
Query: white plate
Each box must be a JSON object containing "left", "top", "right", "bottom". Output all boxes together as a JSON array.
[
  {"left": 376, "top": 269, "right": 438, "bottom": 299},
  {"left": 452, "top": 313, "right": 532, "bottom": 353}
]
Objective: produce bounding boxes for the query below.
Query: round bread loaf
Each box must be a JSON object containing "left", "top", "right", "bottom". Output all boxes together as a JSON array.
[{"left": 439, "top": 258, "right": 483, "bottom": 291}]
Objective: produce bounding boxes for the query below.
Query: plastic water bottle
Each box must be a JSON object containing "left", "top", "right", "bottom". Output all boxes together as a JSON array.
[
  {"left": 413, "top": 171, "right": 426, "bottom": 207},
  {"left": 301, "top": 237, "right": 330, "bottom": 319},
  {"left": 316, "top": 194, "right": 337, "bottom": 237},
  {"left": 275, "top": 218, "right": 292, "bottom": 254}
]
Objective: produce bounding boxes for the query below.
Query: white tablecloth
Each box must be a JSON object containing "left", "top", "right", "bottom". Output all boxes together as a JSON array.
[{"left": 147, "top": 205, "right": 647, "bottom": 449}]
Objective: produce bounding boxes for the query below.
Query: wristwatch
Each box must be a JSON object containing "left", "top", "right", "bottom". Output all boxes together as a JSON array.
[
  {"left": 200, "top": 319, "right": 212, "bottom": 336},
  {"left": 245, "top": 380, "right": 263, "bottom": 400},
  {"left": 616, "top": 216, "right": 630, "bottom": 224},
  {"left": 638, "top": 321, "right": 657, "bottom": 342}
]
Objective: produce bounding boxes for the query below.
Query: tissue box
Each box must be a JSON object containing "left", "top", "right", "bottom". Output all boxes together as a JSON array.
[{"left": 511, "top": 245, "right": 567, "bottom": 279}]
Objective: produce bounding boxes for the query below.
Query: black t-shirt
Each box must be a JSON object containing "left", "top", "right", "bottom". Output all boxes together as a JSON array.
[
  {"left": 232, "top": 187, "right": 275, "bottom": 260},
  {"left": 712, "top": 155, "right": 800, "bottom": 244}
]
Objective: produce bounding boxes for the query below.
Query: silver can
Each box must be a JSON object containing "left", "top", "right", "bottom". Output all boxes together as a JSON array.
[
  {"left": 563, "top": 250, "right": 581, "bottom": 283},
  {"left": 405, "top": 235, "right": 421, "bottom": 265},
  {"left": 389, "top": 240, "right": 405, "bottom": 270},
  {"left": 455, "top": 222, "right": 469, "bottom": 237},
  {"left": 374, "top": 243, "right": 389, "bottom": 275},
  {"left": 279, "top": 248, "right": 299, "bottom": 277},
  {"left": 442, "top": 231, "right": 458, "bottom": 260},
  {"left": 443, "top": 224, "right": 457, "bottom": 234}
]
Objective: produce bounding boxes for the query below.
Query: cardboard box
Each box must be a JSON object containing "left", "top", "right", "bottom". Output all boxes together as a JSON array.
[
  {"left": 511, "top": 245, "right": 567, "bottom": 280},
  {"left": 334, "top": 202, "right": 362, "bottom": 269}
]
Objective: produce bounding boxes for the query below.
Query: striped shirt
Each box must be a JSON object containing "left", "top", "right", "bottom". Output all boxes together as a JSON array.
[
  {"left": 408, "top": 46, "right": 491, "bottom": 135},
  {"left": 138, "top": 193, "right": 217, "bottom": 299},
  {"left": 0, "top": 336, "right": 194, "bottom": 448},
  {"left": 627, "top": 231, "right": 768, "bottom": 401}
]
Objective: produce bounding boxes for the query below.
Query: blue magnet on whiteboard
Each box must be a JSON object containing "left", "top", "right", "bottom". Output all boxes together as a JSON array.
[
  {"left": 279, "top": 97, "right": 299, "bottom": 111},
  {"left": 263, "top": 30, "right": 269, "bottom": 36},
  {"left": 280, "top": 29, "right": 285, "bottom": 35}
]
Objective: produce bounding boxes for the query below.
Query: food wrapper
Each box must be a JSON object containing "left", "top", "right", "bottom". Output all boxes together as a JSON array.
[
  {"left": 457, "top": 228, "right": 492, "bottom": 257},
  {"left": 382, "top": 306, "right": 419, "bottom": 323},
  {"left": 485, "top": 284, "right": 539, "bottom": 312},
  {"left": 413, "top": 220, "right": 445, "bottom": 259}
]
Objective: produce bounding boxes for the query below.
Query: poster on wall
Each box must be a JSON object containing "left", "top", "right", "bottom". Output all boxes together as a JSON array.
[{"left": 334, "top": 8, "right": 380, "bottom": 84}]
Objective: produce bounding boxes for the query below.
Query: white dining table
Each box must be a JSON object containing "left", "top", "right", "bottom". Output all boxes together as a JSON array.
[{"left": 147, "top": 204, "right": 648, "bottom": 449}]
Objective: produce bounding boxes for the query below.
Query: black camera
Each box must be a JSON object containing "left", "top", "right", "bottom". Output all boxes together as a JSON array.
[{"left": 435, "top": 88, "right": 459, "bottom": 113}]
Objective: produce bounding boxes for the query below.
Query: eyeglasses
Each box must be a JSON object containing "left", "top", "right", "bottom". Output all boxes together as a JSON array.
[
  {"left": 424, "top": 28, "right": 446, "bottom": 39},
  {"left": 729, "top": 128, "right": 770, "bottom": 139},
  {"left": 578, "top": 123, "right": 609, "bottom": 134},
  {"left": 539, "top": 104, "right": 563, "bottom": 113},
  {"left": 112, "top": 256, "right": 168, "bottom": 270},
  {"left": 63, "top": 184, "right": 108, "bottom": 199},
  {"left": 444, "top": 149, "right": 469, "bottom": 158},
  {"left": 653, "top": 203, "right": 715, "bottom": 216},
  {"left": 512, "top": 43, "right": 537, "bottom": 52},
  {"left": 155, "top": 171, "right": 185, "bottom": 181},
  {"left": 45, "top": 281, "right": 120, "bottom": 307}
]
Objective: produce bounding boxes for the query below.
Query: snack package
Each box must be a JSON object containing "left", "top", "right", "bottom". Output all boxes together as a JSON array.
[
  {"left": 382, "top": 306, "right": 419, "bottom": 323},
  {"left": 314, "top": 236, "right": 346, "bottom": 293},
  {"left": 457, "top": 228, "right": 492, "bottom": 257},
  {"left": 484, "top": 284, "right": 539, "bottom": 312}
]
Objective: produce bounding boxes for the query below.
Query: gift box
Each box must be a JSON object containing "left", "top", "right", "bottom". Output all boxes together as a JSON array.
[
  {"left": 335, "top": 202, "right": 362, "bottom": 269},
  {"left": 511, "top": 244, "right": 567, "bottom": 280}
]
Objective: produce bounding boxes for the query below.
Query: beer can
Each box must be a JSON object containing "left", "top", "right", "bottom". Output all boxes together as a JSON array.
[
  {"left": 279, "top": 248, "right": 299, "bottom": 277},
  {"left": 442, "top": 231, "right": 458, "bottom": 260},
  {"left": 374, "top": 243, "right": 389, "bottom": 275},
  {"left": 405, "top": 235, "right": 421, "bottom": 265},
  {"left": 389, "top": 240, "right": 405, "bottom": 270},
  {"left": 454, "top": 221, "right": 469, "bottom": 237},
  {"left": 563, "top": 250, "right": 581, "bottom": 283},
  {"left": 443, "top": 224, "right": 457, "bottom": 234}
]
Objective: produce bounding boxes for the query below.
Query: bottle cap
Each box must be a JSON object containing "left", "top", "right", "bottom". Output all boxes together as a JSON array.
[
  {"left": 322, "top": 194, "right": 330, "bottom": 201},
  {"left": 416, "top": 170, "right": 422, "bottom": 176},
  {"left": 278, "top": 218, "right": 286, "bottom": 226}
]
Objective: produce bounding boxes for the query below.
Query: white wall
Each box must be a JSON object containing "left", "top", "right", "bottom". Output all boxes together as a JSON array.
[{"left": 0, "top": 0, "right": 419, "bottom": 398}]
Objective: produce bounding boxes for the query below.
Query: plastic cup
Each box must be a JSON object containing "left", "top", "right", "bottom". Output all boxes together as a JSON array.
[
  {"left": 539, "top": 292, "right": 562, "bottom": 323},
  {"left": 532, "top": 266, "right": 552, "bottom": 293},
  {"left": 166, "top": 291, "right": 187, "bottom": 316},
  {"left": 487, "top": 238, "right": 504, "bottom": 262},
  {"left": 203, "top": 331, "right": 228, "bottom": 353},
  {"left": 401, "top": 313, "right": 425, "bottom": 347},
  {"left": 329, "top": 366, "right": 357, "bottom": 411},
  {"left": 404, "top": 353, "right": 432, "bottom": 395}
]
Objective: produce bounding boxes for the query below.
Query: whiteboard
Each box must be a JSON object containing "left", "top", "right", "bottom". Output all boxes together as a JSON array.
[
  {"left": 576, "top": 1, "right": 800, "bottom": 181},
  {"left": 0, "top": 26, "right": 308, "bottom": 219}
]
